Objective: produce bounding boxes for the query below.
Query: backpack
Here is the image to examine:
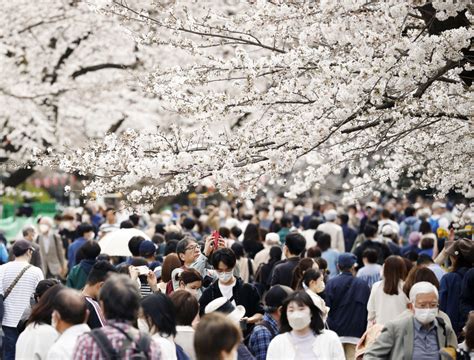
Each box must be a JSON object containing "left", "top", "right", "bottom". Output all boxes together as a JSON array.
[
  {"left": 89, "top": 324, "right": 151, "bottom": 360},
  {"left": 247, "top": 258, "right": 254, "bottom": 283},
  {"left": 243, "top": 320, "right": 277, "bottom": 347}
]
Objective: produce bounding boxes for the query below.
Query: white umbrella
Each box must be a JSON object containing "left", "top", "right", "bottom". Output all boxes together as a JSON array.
[{"left": 99, "top": 228, "right": 151, "bottom": 256}]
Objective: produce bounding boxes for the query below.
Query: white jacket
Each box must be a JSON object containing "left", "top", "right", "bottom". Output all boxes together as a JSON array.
[
  {"left": 266, "top": 330, "right": 345, "bottom": 360},
  {"left": 317, "top": 222, "right": 345, "bottom": 253}
]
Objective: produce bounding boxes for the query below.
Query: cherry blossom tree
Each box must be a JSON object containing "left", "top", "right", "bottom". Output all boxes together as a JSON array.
[
  {"left": 0, "top": 0, "right": 181, "bottom": 187},
  {"left": 46, "top": 1, "right": 474, "bottom": 205}
]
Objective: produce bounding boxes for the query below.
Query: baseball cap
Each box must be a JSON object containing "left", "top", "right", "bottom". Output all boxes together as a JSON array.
[
  {"left": 13, "top": 239, "right": 35, "bottom": 257},
  {"left": 139, "top": 240, "right": 157, "bottom": 257},
  {"left": 338, "top": 253, "right": 357, "bottom": 268}
]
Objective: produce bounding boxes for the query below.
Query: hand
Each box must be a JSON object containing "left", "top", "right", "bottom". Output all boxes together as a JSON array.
[
  {"left": 217, "top": 237, "right": 226, "bottom": 249},
  {"left": 204, "top": 236, "right": 213, "bottom": 256},
  {"left": 129, "top": 266, "right": 139, "bottom": 281},
  {"left": 243, "top": 313, "right": 263, "bottom": 324},
  {"left": 147, "top": 270, "right": 158, "bottom": 291}
]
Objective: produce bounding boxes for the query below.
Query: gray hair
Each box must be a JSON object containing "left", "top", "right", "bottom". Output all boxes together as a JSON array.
[
  {"left": 22, "top": 225, "right": 36, "bottom": 237},
  {"left": 409, "top": 281, "right": 438, "bottom": 303}
]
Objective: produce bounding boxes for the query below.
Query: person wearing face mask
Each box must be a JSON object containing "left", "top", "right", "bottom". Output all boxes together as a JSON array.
[
  {"left": 177, "top": 268, "right": 203, "bottom": 300},
  {"left": 170, "top": 290, "right": 200, "bottom": 360},
  {"left": 248, "top": 285, "right": 293, "bottom": 360},
  {"left": 15, "top": 284, "right": 61, "bottom": 360},
  {"left": 365, "top": 281, "right": 457, "bottom": 359},
  {"left": 266, "top": 291, "right": 344, "bottom": 359},
  {"left": 36, "top": 217, "right": 67, "bottom": 279},
  {"left": 299, "top": 269, "right": 329, "bottom": 323},
  {"left": 139, "top": 293, "right": 180, "bottom": 360},
  {"left": 0, "top": 239, "right": 44, "bottom": 360},
  {"left": 67, "top": 223, "right": 95, "bottom": 271},
  {"left": 199, "top": 248, "right": 264, "bottom": 328},
  {"left": 47, "top": 288, "right": 90, "bottom": 359}
]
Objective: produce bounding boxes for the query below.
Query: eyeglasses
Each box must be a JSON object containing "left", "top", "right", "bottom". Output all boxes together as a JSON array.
[
  {"left": 185, "top": 244, "right": 200, "bottom": 252},
  {"left": 416, "top": 303, "right": 438, "bottom": 309}
]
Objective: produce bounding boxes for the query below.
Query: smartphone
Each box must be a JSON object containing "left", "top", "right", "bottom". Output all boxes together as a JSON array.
[
  {"left": 136, "top": 266, "right": 149, "bottom": 276},
  {"left": 239, "top": 319, "right": 248, "bottom": 331},
  {"left": 211, "top": 230, "right": 220, "bottom": 249}
]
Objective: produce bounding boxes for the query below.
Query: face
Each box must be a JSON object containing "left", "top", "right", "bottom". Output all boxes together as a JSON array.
[
  {"left": 216, "top": 261, "right": 234, "bottom": 284},
  {"left": 84, "top": 231, "right": 95, "bottom": 241},
  {"left": 181, "top": 242, "right": 201, "bottom": 264},
  {"left": 410, "top": 292, "right": 438, "bottom": 312},
  {"left": 106, "top": 210, "right": 116, "bottom": 223}
]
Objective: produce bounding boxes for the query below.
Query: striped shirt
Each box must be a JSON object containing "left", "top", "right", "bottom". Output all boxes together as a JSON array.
[{"left": 0, "top": 261, "right": 44, "bottom": 327}]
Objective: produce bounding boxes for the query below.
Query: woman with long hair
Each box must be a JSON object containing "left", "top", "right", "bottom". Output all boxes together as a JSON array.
[
  {"left": 291, "top": 257, "right": 318, "bottom": 290},
  {"left": 255, "top": 246, "right": 282, "bottom": 290},
  {"left": 299, "top": 269, "right": 329, "bottom": 322},
  {"left": 367, "top": 256, "right": 409, "bottom": 325},
  {"left": 15, "top": 284, "right": 62, "bottom": 359},
  {"left": 267, "top": 291, "right": 344, "bottom": 359},
  {"left": 242, "top": 223, "right": 264, "bottom": 259}
]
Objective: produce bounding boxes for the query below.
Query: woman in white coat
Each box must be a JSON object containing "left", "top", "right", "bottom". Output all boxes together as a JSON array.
[
  {"left": 266, "top": 291, "right": 344, "bottom": 360},
  {"left": 15, "top": 284, "right": 62, "bottom": 360},
  {"left": 299, "top": 269, "right": 330, "bottom": 323},
  {"left": 367, "top": 255, "right": 409, "bottom": 326}
]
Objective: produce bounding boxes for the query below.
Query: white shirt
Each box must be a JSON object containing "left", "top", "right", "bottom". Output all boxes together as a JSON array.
[
  {"left": 367, "top": 280, "right": 409, "bottom": 325},
  {"left": 302, "top": 229, "right": 317, "bottom": 249},
  {"left": 175, "top": 325, "right": 196, "bottom": 360},
  {"left": 16, "top": 323, "right": 59, "bottom": 360},
  {"left": 0, "top": 261, "right": 44, "bottom": 327},
  {"left": 378, "top": 219, "right": 400, "bottom": 234},
  {"left": 267, "top": 330, "right": 345, "bottom": 360},
  {"left": 47, "top": 323, "right": 90, "bottom": 360},
  {"left": 219, "top": 279, "right": 236, "bottom": 305},
  {"left": 151, "top": 334, "right": 177, "bottom": 360},
  {"left": 317, "top": 222, "right": 345, "bottom": 253},
  {"left": 254, "top": 247, "right": 271, "bottom": 269}
]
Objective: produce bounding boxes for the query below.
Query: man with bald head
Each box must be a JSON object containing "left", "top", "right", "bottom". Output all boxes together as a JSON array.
[
  {"left": 47, "top": 288, "right": 90, "bottom": 359},
  {"left": 365, "top": 281, "right": 457, "bottom": 359}
]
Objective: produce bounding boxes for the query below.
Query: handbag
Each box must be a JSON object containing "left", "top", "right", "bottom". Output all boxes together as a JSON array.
[{"left": 0, "top": 265, "right": 32, "bottom": 324}]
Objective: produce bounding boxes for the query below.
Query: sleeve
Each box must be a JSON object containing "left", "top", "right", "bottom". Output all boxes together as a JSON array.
[
  {"left": 198, "top": 287, "right": 213, "bottom": 316},
  {"left": 270, "top": 265, "right": 280, "bottom": 286},
  {"left": 367, "top": 284, "right": 376, "bottom": 322},
  {"left": 249, "top": 285, "right": 264, "bottom": 315},
  {"left": 336, "top": 229, "right": 345, "bottom": 253},
  {"left": 363, "top": 324, "right": 395, "bottom": 359},
  {"left": 248, "top": 328, "right": 272, "bottom": 360},
  {"left": 55, "top": 234, "right": 66, "bottom": 267},
  {"left": 265, "top": 335, "right": 282, "bottom": 360},
  {"left": 329, "top": 333, "right": 345, "bottom": 360},
  {"left": 190, "top": 253, "right": 209, "bottom": 278},
  {"left": 439, "top": 274, "right": 449, "bottom": 312},
  {"left": 0, "top": 244, "right": 8, "bottom": 263}
]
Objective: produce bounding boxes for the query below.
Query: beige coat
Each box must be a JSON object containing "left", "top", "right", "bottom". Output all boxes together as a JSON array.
[{"left": 37, "top": 233, "right": 66, "bottom": 276}]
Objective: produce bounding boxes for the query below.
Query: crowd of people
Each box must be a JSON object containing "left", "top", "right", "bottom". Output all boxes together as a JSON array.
[{"left": 0, "top": 195, "right": 473, "bottom": 360}]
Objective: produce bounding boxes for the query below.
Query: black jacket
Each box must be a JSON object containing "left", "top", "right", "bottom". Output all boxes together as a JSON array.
[
  {"left": 353, "top": 240, "right": 391, "bottom": 268},
  {"left": 199, "top": 277, "right": 264, "bottom": 317},
  {"left": 269, "top": 257, "right": 300, "bottom": 287}
]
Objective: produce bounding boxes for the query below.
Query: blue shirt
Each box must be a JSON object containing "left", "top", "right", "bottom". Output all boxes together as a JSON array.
[
  {"left": 67, "top": 237, "right": 87, "bottom": 270},
  {"left": 412, "top": 318, "right": 439, "bottom": 360},
  {"left": 356, "top": 263, "right": 382, "bottom": 288},
  {"left": 248, "top": 313, "right": 279, "bottom": 360},
  {"left": 322, "top": 249, "right": 339, "bottom": 279}
]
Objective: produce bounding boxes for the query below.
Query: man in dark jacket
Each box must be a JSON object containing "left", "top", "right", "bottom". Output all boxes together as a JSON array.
[
  {"left": 270, "top": 232, "right": 306, "bottom": 287},
  {"left": 325, "top": 253, "right": 370, "bottom": 360},
  {"left": 199, "top": 248, "right": 264, "bottom": 325},
  {"left": 353, "top": 225, "right": 392, "bottom": 268}
]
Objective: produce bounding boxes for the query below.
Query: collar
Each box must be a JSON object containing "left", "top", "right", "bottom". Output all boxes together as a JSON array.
[
  {"left": 414, "top": 318, "right": 438, "bottom": 332},
  {"left": 287, "top": 256, "right": 300, "bottom": 262}
]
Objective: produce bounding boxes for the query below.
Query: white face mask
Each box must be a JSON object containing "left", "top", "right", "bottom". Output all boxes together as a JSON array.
[
  {"left": 185, "top": 287, "right": 201, "bottom": 299},
  {"left": 287, "top": 309, "right": 311, "bottom": 330},
  {"left": 315, "top": 280, "right": 325, "bottom": 294},
  {"left": 137, "top": 318, "right": 150, "bottom": 333},
  {"left": 39, "top": 224, "right": 49, "bottom": 234},
  {"left": 414, "top": 307, "right": 438, "bottom": 325},
  {"left": 218, "top": 271, "right": 233, "bottom": 283}
]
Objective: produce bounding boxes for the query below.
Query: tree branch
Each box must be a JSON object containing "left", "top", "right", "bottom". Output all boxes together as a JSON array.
[
  {"left": 413, "top": 59, "right": 461, "bottom": 98},
  {"left": 71, "top": 60, "right": 139, "bottom": 79}
]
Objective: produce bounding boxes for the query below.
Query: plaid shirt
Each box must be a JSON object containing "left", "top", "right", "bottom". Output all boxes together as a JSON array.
[
  {"left": 73, "top": 320, "right": 161, "bottom": 360},
  {"left": 248, "top": 313, "right": 279, "bottom": 360}
]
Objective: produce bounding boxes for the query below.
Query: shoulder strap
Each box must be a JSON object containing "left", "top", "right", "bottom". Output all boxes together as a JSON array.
[
  {"left": 258, "top": 320, "right": 277, "bottom": 338},
  {"left": 436, "top": 316, "right": 448, "bottom": 348},
  {"left": 89, "top": 328, "right": 118, "bottom": 360},
  {"left": 4, "top": 265, "right": 32, "bottom": 299},
  {"left": 247, "top": 258, "right": 254, "bottom": 277},
  {"left": 109, "top": 324, "right": 151, "bottom": 359}
]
